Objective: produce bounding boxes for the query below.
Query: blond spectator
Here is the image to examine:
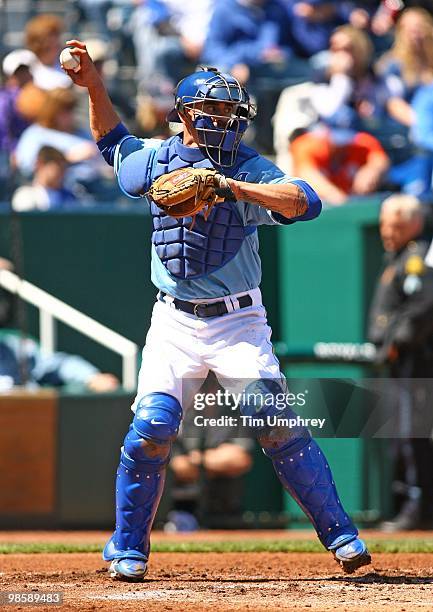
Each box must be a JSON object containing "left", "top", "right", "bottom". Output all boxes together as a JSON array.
[{"left": 377, "top": 7, "right": 433, "bottom": 128}]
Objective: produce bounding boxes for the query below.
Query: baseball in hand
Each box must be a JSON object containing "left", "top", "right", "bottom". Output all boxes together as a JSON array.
[{"left": 60, "top": 48, "right": 81, "bottom": 72}]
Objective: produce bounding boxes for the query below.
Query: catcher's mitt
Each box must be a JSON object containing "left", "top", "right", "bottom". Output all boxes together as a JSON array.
[{"left": 147, "top": 167, "right": 234, "bottom": 225}]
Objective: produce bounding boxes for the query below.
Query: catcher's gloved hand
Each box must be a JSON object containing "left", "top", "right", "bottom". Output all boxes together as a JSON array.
[{"left": 146, "top": 168, "right": 235, "bottom": 225}]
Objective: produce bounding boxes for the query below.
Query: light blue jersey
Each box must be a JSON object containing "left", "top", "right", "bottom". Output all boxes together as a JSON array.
[{"left": 98, "top": 125, "right": 321, "bottom": 300}]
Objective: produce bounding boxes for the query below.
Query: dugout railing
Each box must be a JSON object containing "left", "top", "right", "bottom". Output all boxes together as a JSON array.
[{"left": 0, "top": 269, "right": 138, "bottom": 390}]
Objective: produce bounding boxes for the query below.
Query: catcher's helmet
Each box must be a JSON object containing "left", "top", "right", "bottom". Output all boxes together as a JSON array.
[{"left": 167, "top": 67, "right": 256, "bottom": 167}]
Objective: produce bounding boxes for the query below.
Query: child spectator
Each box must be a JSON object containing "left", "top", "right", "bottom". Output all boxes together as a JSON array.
[
  {"left": 12, "top": 146, "right": 80, "bottom": 211},
  {"left": 290, "top": 126, "right": 390, "bottom": 205}
]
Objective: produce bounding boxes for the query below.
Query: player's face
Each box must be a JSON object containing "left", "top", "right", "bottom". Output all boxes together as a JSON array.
[{"left": 192, "top": 101, "right": 239, "bottom": 128}]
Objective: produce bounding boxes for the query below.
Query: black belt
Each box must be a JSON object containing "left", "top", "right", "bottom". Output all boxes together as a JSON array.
[{"left": 159, "top": 292, "right": 253, "bottom": 318}]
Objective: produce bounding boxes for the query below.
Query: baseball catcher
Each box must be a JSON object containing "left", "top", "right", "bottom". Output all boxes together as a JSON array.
[{"left": 62, "top": 41, "right": 371, "bottom": 582}]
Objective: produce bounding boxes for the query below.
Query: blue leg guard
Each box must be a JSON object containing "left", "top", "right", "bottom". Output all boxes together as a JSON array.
[
  {"left": 242, "top": 380, "right": 358, "bottom": 550},
  {"left": 267, "top": 438, "right": 358, "bottom": 549},
  {"left": 103, "top": 393, "right": 182, "bottom": 563}
]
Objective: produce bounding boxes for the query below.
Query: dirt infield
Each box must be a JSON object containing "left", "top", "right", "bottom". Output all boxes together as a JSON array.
[{"left": 1, "top": 532, "right": 433, "bottom": 611}]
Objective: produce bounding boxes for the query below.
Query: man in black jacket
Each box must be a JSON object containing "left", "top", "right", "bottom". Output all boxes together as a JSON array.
[{"left": 369, "top": 194, "right": 433, "bottom": 530}]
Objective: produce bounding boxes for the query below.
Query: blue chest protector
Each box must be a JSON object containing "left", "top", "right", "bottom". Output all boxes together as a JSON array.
[{"left": 150, "top": 136, "right": 256, "bottom": 280}]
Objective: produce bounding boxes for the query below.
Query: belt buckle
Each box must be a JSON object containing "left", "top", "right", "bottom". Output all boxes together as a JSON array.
[{"left": 193, "top": 303, "right": 208, "bottom": 317}]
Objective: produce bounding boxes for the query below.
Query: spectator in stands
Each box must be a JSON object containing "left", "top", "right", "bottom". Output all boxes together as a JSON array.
[
  {"left": 132, "top": 0, "right": 214, "bottom": 111},
  {"left": 167, "top": 372, "right": 254, "bottom": 531},
  {"left": 311, "top": 25, "right": 389, "bottom": 133},
  {"left": 25, "top": 14, "right": 71, "bottom": 90},
  {"left": 12, "top": 146, "right": 80, "bottom": 212},
  {"left": 377, "top": 7, "right": 433, "bottom": 128},
  {"left": 290, "top": 126, "right": 390, "bottom": 206},
  {"left": 0, "top": 49, "right": 35, "bottom": 156},
  {"left": 202, "top": 0, "right": 296, "bottom": 153},
  {"left": 283, "top": 1, "right": 371, "bottom": 59},
  {"left": 377, "top": 77, "right": 433, "bottom": 200},
  {"left": 372, "top": 8, "right": 433, "bottom": 198},
  {"left": 14, "top": 87, "right": 103, "bottom": 192},
  {"left": 411, "top": 78, "right": 433, "bottom": 155},
  {"left": 135, "top": 95, "right": 172, "bottom": 139},
  {"left": 202, "top": 0, "right": 293, "bottom": 87},
  {"left": 0, "top": 332, "right": 120, "bottom": 393},
  {"left": 368, "top": 194, "right": 433, "bottom": 531}
]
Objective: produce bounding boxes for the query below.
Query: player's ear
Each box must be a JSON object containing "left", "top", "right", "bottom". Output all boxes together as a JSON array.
[{"left": 178, "top": 107, "right": 194, "bottom": 129}]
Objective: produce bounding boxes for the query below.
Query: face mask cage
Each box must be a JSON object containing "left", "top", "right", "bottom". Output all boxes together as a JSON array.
[{"left": 178, "top": 74, "right": 256, "bottom": 167}]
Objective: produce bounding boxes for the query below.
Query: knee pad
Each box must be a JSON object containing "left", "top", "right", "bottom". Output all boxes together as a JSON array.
[
  {"left": 240, "top": 379, "right": 311, "bottom": 458},
  {"left": 123, "top": 392, "right": 182, "bottom": 472}
]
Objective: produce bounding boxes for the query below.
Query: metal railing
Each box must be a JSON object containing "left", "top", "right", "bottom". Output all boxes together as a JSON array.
[{"left": 0, "top": 269, "right": 138, "bottom": 391}]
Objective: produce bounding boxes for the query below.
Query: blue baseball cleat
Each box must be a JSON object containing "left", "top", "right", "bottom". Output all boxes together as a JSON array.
[
  {"left": 108, "top": 558, "right": 148, "bottom": 582},
  {"left": 103, "top": 536, "right": 148, "bottom": 582},
  {"left": 329, "top": 535, "right": 371, "bottom": 574}
]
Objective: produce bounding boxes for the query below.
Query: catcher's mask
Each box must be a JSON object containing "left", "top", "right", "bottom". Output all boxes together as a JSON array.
[{"left": 167, "top": 67, "right": 256, "bottom": 167}]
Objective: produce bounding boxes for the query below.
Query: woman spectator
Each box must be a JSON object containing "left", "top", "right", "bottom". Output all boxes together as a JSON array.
[
  {"left": 311, "top": 25, "right": 389, "bottom": 133},
  {"left": 373, "top": 8, "right": 433, "bottom": 198},
  {"left": 377, "top": 7, "right": 433, "bottom": 127}
]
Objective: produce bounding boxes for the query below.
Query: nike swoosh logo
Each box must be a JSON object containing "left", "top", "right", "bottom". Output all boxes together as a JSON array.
[{"left": 150, "top": 419, "right": 166, "bottom": 425}]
